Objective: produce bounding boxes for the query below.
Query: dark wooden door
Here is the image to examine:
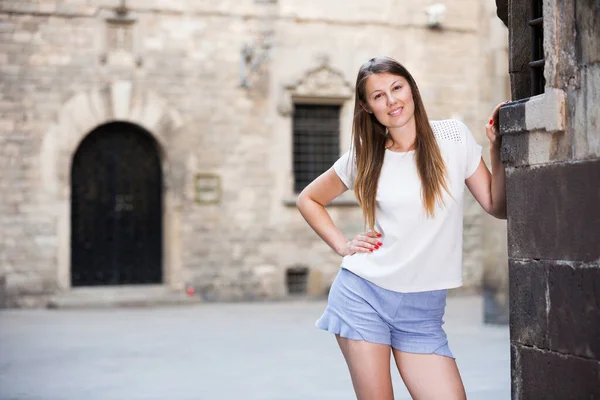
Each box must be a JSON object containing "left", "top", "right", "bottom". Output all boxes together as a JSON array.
[{"left": 71, "top": 122, "right": 163, "bottom": 286}]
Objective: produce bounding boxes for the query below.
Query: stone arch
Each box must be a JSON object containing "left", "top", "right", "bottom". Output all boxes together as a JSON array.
[{"left": 41, "top": 81, "right": 185, "bottom": 291}]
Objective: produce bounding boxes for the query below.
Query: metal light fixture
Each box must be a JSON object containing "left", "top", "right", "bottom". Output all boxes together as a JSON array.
[{"left": 426, "top": 3, "right": 446, "bottom": 29}]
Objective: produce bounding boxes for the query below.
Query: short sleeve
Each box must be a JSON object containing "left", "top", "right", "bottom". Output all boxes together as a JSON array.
[
  {"left": 332, "top": 150, "right": 357, "bottom": 190},
  {"left": 462, "top": 122, "right": 483, "bottom": 179}
]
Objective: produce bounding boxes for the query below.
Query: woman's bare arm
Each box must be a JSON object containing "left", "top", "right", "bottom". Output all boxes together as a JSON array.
[
  {"left": 297, "top": 168, "right": 391, "bottom": 255},
  {"left": 465, "top": 102, "right": 507, "bottom": 219},
  {"left": 296, "top": 168, "right": 352, "bottom": 256}
]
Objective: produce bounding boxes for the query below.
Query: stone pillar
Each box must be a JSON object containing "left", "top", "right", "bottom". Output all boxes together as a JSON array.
[{"left": 500, "top": 0, "right": 600, "bottom": 398}]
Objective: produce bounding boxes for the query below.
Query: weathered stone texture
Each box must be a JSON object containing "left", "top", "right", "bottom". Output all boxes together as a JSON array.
[
  {"left": 504, "top": 0, "right": 600, "bottom": 397},
  {"left": 506, "top": 160, "right": 600, "bottom": 262},
  {"left": 510, "top": 259, "right": 600, "bottom": 361},
  {"left": 547, "top": 263, "right": 600, "bottom": 360},
  {"left": 507, "top": 0, "right": 532, "bottom": 100},
  {"left": 509, "top": 259, "right": 547, "bottom": 349},
  {"left": 573, "top": 64, "right": 600, "bottom": 160},
  {"left": 0, "top": 0, "right": 508, "bottom": 306},
  {"left": 575, "top": 0, "right": 600, "bottom": 65},
  {"left": 512, "top": 344, "right": 600, "bottom": 400}
]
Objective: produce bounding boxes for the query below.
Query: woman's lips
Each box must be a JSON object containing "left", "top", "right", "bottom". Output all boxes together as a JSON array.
[{"left": 388, "top": 107, "right": 403, "bottom": 117}]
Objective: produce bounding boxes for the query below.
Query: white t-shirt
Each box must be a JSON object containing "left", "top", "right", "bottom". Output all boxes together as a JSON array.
[{"left": 333, "top": 119, "right": 482, "bottom": 293}]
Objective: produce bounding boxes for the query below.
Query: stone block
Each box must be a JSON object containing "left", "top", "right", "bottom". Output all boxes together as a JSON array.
[
  {"left": 253, "top": 264, "right": 286, "bottom": 299},
  {"left": 500, "top": 134, "right": 528, "bottom": 166},
  {"left": 509, "top": 259, "right": 547, "bottom": 348},
  {"left": 508, "top": 0, "right": 530, "bottom": 74},
  {"left": 548, "top": 262, "right": 600, "bottom": 361},
  {"left": 574, "top": 66, "right": 600, "bottom": 160},
  {"left": 506, "top": 160, "right": 600, "bottom": 262},
  {"left": 5, "top": 273, "right": 52, "bottom": 296},
  {"left": 509, "top": 71, "right": 531, "bottom": 101},
  {"left": 544, "top": 0, "right": 577, "bottom": 91},
  {"left": 13, "top": 32, "right": 32, "bottom": 43},
  {"left": 499, "top": 99, "right": 526, "bottom": 135},
  {"left": 511, "top": 343, "right": 600, "bottom": 399},
  {"left": 576, "top": 0, "right": 600, "bottom": 65}
]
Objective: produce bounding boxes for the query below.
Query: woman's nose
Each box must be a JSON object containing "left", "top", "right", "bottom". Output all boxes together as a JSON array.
[{"left": 387, "top": 94, "right": 398, "bottom": 107}]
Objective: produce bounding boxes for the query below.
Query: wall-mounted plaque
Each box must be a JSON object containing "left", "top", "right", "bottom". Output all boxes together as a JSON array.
[{"left": 194, "top": 174, "right": 221, "bottom": 204}]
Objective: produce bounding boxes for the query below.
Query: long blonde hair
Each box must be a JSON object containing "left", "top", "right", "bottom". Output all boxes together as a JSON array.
[{"left": 351, "top": 57, "right": 450, "bottom": 232}]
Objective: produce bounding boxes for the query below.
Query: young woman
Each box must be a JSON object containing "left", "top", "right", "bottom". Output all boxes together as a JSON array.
[{"left": 296, "top": 56, "right": 507, "bottom": 400}]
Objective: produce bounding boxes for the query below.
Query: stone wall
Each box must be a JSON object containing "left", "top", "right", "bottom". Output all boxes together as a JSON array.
[
  {"left": 0, "top": 0, "right": 508, "bottom": 306},
  {"left": 500, "top": 0, "right": 600, "bottom": 397}
]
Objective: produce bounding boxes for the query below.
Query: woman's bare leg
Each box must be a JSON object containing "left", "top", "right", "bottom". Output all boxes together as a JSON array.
[
  {"left": 392, "top": 348, "right": 466, "bottom": 399},
  {"left": 336, "top": 335, "right": 394, "bottom": 400}
]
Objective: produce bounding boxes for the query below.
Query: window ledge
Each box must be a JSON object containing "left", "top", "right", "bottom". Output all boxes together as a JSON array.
[
  {"left": 499, "top": 88, "right": 566, "bottom": 135},
  {"left": 283, "top": 191, "right": 359, "bottom": 207}
]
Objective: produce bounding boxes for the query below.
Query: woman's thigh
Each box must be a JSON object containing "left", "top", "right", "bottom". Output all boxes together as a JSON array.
[
  {"left": 392, "top": 348, "right": 466, "bottom": 400},
  {"left": 336, "top": 336, "right": 394, "bottom": 400}
]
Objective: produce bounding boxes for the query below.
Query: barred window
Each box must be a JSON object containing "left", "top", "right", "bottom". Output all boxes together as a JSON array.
[
  {"left": 293, "top": 104, "right": 341, "bottom": 193},
  {"left": 529, "top": 0, "right": 545, "bottom": 96}
]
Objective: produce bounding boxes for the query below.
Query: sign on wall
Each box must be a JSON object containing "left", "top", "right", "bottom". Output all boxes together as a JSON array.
[{"left": 194, "top": 173, "right": 221, "bottom": 204}]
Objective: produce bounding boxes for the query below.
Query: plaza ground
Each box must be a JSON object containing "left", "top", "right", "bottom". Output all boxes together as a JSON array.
[{"left": 0, "top": 295, "right": 510, "bottom": 400}]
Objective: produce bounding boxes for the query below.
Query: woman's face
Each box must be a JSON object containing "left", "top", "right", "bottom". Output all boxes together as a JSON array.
[{"left": 362, "top": 73, "right": 415, "bottom": 130}]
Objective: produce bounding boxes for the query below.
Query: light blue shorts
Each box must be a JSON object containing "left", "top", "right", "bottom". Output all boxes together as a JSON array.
[{"left": 316, "top": 268, "right": 454, "bottom": 358}]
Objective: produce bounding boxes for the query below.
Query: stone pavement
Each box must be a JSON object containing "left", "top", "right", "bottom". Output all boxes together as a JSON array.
[{"left": 0, "top": 295, "right": 510, "bottom": 400}]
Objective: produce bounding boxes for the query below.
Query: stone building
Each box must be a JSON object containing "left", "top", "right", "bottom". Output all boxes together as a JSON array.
[
  {"left": 0, "top": 0, "right": 509, "bottom": 307},
  {"left": 497, "top": 0, "right": 600, "bottom": 397}
]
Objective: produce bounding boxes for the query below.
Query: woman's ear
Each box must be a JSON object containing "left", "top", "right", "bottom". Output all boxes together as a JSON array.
[{"left": 360, "top": 101, "right": 372, "bottom": 114}]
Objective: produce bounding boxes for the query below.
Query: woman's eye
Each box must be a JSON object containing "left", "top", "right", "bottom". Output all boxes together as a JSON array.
[
  {"left": 374, "top": 93, "right": 382, "bottom": 99},
  {"left": 393, "top": 85, "right": 402, "bottom": 91}
]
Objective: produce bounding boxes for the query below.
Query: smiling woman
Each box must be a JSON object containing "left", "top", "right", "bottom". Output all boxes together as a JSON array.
[{"left": 296, "top": 56, "right": 507, "bottom": 400}]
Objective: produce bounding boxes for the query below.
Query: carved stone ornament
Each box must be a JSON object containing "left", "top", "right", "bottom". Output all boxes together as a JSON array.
[{"left": 278, "top": 63, "right": 353, "bottom": 116}]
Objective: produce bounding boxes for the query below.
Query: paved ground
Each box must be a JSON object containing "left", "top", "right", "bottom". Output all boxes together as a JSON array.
[{"left": 0, "top": 295, "right": 510, "bottom": 400}]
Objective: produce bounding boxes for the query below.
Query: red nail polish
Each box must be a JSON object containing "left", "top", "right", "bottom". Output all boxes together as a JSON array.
[
  {"left": 489, "top": 119, "right": 494, "bottom": 125},
  {"left": 377, "top": 242, "right": 382, "bottom": 246},
  {"left": 369, "top": 249, "right": 373, "bottom": 252},
  {"left": 377, "top": 234, "right": 382, "bottom": 237},
  {"left": 374, "top": 246, "right": 379, "bottom": 250}
]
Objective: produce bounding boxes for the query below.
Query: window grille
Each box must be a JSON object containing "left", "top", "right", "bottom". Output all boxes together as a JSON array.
[
  {"left": 286, "top": 266, "right": 309, "bottom": 295},
  {"left": 293, "top": 104, "right": 340, "bottom": 193},
  {"left": 529, "top": 0, "right": 545, "bottom": 96}
]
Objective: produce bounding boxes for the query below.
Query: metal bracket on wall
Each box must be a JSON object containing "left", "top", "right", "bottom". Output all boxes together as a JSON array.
[{"left": 239, "top": 36, "right": 273, "bottom": 89}]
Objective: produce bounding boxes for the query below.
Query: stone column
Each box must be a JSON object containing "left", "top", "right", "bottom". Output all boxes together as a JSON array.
[{"left": 500, "top": 0, "right": 600, "bottom": 397}]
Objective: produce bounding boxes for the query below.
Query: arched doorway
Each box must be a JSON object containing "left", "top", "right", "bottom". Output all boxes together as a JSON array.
[{"left": 70, "top": 122, "right": 163, "bottom": 286}]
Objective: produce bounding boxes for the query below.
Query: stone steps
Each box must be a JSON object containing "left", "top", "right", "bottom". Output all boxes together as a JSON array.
[{"left": 47, "top": 285, "right": 202, "bottom": 309}]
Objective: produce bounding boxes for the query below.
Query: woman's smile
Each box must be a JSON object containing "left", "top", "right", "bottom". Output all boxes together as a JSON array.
[{"left": 388, "top": 106, "right": 403, "bottom": 117}]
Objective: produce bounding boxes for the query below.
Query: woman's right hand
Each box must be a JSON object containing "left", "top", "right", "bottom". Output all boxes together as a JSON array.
[{"left": 340, "top": 232, "right": 382, "bottom": 256}]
